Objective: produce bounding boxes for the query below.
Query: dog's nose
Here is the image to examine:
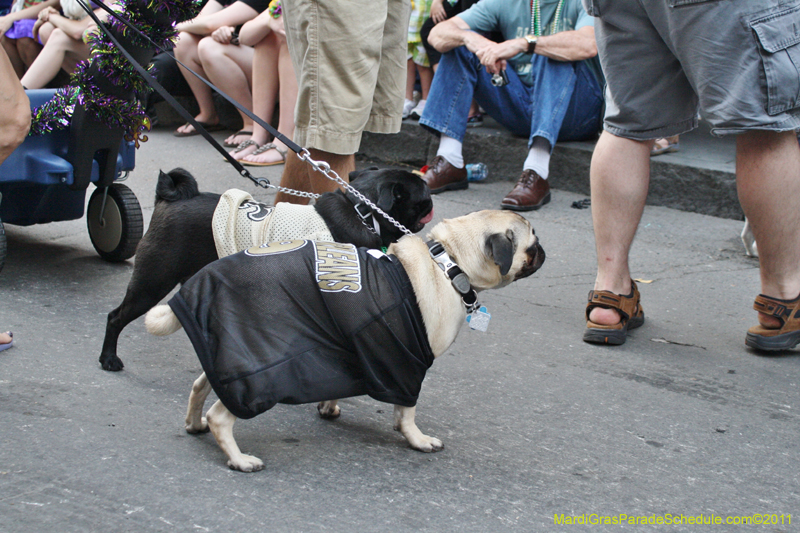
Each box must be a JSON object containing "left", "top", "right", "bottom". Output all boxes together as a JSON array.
[{"left": 531, "top": 242, "right": 545, "bottom": 270}]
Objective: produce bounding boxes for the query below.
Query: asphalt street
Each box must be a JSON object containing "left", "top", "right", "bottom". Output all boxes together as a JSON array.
[{"left": 0, "top": 128, "right": 797, "bottom": 532}]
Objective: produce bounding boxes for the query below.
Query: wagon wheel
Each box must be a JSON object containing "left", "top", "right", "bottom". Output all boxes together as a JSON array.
[
  {"left": 0, "top": 219, "right": 6, "bottom": 274},
  {"left": 86, "top": 183, "right": 143, "bottom": 262}
]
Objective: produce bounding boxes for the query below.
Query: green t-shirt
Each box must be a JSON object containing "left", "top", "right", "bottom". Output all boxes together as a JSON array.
[{"left": 458, "top": 0, "right": 601, "bottom": 87}]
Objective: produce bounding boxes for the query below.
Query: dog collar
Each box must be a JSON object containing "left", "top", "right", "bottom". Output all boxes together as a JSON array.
[
  {"left": 346, "top": 192, "right": 381, "bottom": 237},
  {"left": 426, "top": 240, "right": 480, "bottom": 313}
]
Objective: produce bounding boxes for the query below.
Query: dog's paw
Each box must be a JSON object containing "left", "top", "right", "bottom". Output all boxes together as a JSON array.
[
  {"left": 100, "top": 354, "right": 124, "bottom": 372},
  {"left": 317, "top": 401, "right": 341, "bottom": 419},
  {"left": 409, "top": 435, "right": 444, "bottom": 453},
  {"left": 227, "top": 454, "right": 264, "bottom": 472},
  {"left": 186, "top": 417, "right": 209, "bottom": 434}
]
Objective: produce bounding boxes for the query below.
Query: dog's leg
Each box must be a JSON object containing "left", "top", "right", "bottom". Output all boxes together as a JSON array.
[
  {"left": 317, "top": 400, "right": 340, "bottom": 419},
  {"left": 393, "top": 405, "right": 443, "bottom": 452},
  {"left": 205, "top": 399, "right": 264, "bottom": 472},
  {"left": 100, "top": 286, "right": 177, "bottom": 371},
  {"left": 185, "top": 372, "right": 212, "bottom": 433}
]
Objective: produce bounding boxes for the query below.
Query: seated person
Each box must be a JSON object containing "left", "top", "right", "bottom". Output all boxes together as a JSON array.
[
  {"left": 420, "top": 0, "right": 603, "bottom": 211},
  {"left": 0, "top": 0, "right": 59, "bottom": 78},
  {"left": 172, "top": 0, "right": 268, "bottom": 146},
  {"left": 19, "top": 0, "right": 106, "bottom": 89},
  {"left": 232, "top": 2, "right": 297, "bottom": 165}
]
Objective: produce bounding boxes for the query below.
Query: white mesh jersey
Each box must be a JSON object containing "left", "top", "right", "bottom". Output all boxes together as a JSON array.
[{"left": 212, "top": 189, "right": 334, "bottom": 258}]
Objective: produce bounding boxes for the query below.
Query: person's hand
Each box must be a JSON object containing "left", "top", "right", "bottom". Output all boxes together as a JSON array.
[
  {"left": 475, "top": 39, "right": 523, "bottom": 74},
  {"left": 430, "top": 0, "right": 446, "bottom": 24},
  {"left": 0, "top": 15, "right": 13, "bottom": 36},
  {"left": 211, "top": 25, "right": 235, "bottom": 44},
  {"left": 37, "top": 6, "right": 58, "bottom": 22},
  {"left": 267, "top": 14, "right": 284, "bottom": 36}
]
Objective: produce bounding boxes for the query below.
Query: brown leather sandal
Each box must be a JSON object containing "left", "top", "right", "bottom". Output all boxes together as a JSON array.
[
  {"left": 583, "top": 280, "right": 645, "bottom": 345},
  {"left": 745, "top": 293, "right": 800, "bottom": 351}
]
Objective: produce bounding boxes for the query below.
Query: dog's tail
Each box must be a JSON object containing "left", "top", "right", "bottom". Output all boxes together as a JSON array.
[
  {"left": 156, "top": 168, "right": 201, "bottom": 204},
  {"left": 145, "top": 305, "right": 184, "bottom": 336}
]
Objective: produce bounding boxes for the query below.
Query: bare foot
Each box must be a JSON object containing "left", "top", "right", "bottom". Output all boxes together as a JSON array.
[
  {"left": 174, "top": 115, "right": 220, "bottom": 136},
  {"left": 241, "top": 142, "right": 288, "bottom": 166},
  {"left": 0, "top": 332, "right": 11, "bottom": 345},
  {"left": 228, "top": 139, "right": 260, "bottom": 160},
  {"left": 758, "top": 312, "right": 782, "bottom": 329},
  {"left": 588, "top": 307, "right": 622, "bottom": 326}
]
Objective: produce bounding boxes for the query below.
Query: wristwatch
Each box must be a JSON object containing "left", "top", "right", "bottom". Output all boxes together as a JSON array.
[{"left": 524, "top": 34, "right": 538, "bottom": 54}]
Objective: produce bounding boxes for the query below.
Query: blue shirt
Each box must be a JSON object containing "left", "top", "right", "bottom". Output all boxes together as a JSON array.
[{"left": 459, "top": 0, "right": 600, "bottom": 87}]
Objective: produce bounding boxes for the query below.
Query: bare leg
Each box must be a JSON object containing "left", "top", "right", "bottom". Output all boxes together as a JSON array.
[
  {"left": 242, "top": 34, "right": 298, "bottom": 165},
  {"left": 20, "top": 28, "right": 88, "bottom": 89},
  {"left": 274, "top": 149, "right": 351, "bottom": 204},
  {"left": 405, "top": 58, "right": 415, "bottom": 101},
  {"left": 417, "top": 65, "right": 433, "bottom": 100},
  {"left": 393, "top": 405, "right": 443, "bottom": 452},
  {"left": 308, "top": 150, "right": 354, "bottom": 194},
  {"left": 588, "top": 131, "right": 653, "bottom": 326},
  {"left": 274, "top": 151, "right": 312, "bottom": 204},
  {"left": 232, "top": 32, "right": 278, "bottom": 159},
  {"left": 17, "top": 37, "right": 42, "bottom": 72},
  {"left": 205, "top": 400, "right": 264, "bottom": 472},
  {"left": 198, "top": 38, "right": 254, "bottom": 146},
  {"left": 185, "top": 372, "right": 212, "bottom": 433},
  {"left": 174, "top": 32, "right": 219, "bottom": 134},
  {"left": 2, "top": 37, "right": 25, "bottom": 79},
  {"left": 736, "top": 130, "right": 800, "bottom": 327}
]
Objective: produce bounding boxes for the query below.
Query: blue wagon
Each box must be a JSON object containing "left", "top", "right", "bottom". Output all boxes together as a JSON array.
[{"left": 0, "top": 89, "right": 142, "bottom": 272}]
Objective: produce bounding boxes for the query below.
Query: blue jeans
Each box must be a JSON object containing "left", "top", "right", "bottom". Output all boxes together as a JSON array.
[{"left": 420, "top": 46, "right": 604, "bottom": 151}]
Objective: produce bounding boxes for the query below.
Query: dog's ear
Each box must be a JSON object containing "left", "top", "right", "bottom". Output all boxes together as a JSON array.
[
  {"left": 377, "top": 181, "right": 407, "bottom": 213},
  {"left": 485, "top": 232, "right": 515, "bottom": 276}
]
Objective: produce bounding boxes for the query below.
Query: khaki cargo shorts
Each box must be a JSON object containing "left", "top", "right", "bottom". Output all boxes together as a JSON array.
[
  {"left": 584, "top": 0, "right": 800, "bottom": 139},
  {"left": 283, "top": 0, "right": 411, "bottom": 154}
]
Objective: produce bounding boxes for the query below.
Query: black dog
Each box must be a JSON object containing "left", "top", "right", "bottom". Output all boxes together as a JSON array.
[{"left": 100, "top": 167, "right": 433, "bottom": 371}]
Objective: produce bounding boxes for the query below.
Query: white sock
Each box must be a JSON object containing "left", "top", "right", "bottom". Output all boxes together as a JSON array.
[
  {"left": 436, "top": 134, "right": 464, "bottom": 168},
  {"left": 523, "top": 137, "right": 551, "bottom": 180}
]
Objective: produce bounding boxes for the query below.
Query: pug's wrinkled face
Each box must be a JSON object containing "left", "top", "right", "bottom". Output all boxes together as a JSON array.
[{"left": 427, "top": 210, "right": 545, "bottom": 291}]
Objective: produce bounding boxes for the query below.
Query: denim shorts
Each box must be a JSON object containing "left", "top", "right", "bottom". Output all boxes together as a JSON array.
[
  {"left": 283, "top": 0, "right": 410, "bottom": 154},
  {"left": 584, "top": 0, "right": 800, "bottom": 139}
]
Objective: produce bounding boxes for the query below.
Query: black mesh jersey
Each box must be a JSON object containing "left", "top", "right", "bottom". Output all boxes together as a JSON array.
[{"left": 168, "top": 240, "right": 434, "bottom": 420}]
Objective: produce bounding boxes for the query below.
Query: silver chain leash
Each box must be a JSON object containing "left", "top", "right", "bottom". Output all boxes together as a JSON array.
[{"left": 251, "top": 149, "right": 415, "bottom": 238}]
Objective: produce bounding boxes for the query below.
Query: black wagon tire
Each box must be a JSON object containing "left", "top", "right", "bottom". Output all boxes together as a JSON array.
[
  {"left": 86, "top": 183, "right": 143, "bottom": 262},
  {"left": 0, "top": 219, "right": 6, "bottom": 274}
]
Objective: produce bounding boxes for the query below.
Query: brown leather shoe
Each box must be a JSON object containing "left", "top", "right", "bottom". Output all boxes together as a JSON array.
[
  {"left": 500, "top": 169, "right": 551, "bottom": 211},
  {"left": 422, "top": 155, "right": 468, "bottom": 194}
]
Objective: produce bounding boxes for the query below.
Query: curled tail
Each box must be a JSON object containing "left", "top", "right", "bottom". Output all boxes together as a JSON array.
[
  {"left": 155, "top": 168, "right": 201, "bottom": 204},
  {"left": 145, "top": 305, "right": 183, "bottom": 336}
]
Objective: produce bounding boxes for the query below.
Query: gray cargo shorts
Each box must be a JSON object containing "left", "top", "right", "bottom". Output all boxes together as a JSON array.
[{"left": 583, "top": 0, "right": 800, "bottom": 139}]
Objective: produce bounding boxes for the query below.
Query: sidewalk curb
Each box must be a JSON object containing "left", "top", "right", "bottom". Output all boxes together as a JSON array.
[{"left": 359, "top": 121, "right": 742, "bottom": 221}]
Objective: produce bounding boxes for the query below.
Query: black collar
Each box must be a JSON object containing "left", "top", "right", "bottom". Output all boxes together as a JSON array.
[
  {"left": 426, "top": 240, "right": 480, "bottom": 313},
  {"left": 345, "top": 191, "right": 381, "bottom": 237}
]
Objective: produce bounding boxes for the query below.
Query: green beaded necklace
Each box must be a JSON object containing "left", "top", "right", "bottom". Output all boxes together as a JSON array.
[{"left": 531, "top": 0, "right": 565, "bottom": 36}]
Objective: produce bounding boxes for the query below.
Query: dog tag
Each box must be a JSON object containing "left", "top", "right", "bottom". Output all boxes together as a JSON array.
[{"left": 466, "top": 306, "right": 491, "bottom": 332}]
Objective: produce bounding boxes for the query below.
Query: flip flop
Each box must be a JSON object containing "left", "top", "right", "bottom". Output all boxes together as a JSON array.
[
  {"left": 225, "top": 139, "right": 260, "bottom": 162},
  {"left": 173, "top": 121, "right": 225, "bottom": 137},
  {"left": 223, "top": 130, "right": 254, "bottom": 147},
  {"left": 0, "top": 331, "right": 13, "bottom": 352},
  {"left": 241, "top": 143, "right": 288, "bottom": 167},
  {"left": 651, "top": 137, "right": 680, "bottom": 156}
]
